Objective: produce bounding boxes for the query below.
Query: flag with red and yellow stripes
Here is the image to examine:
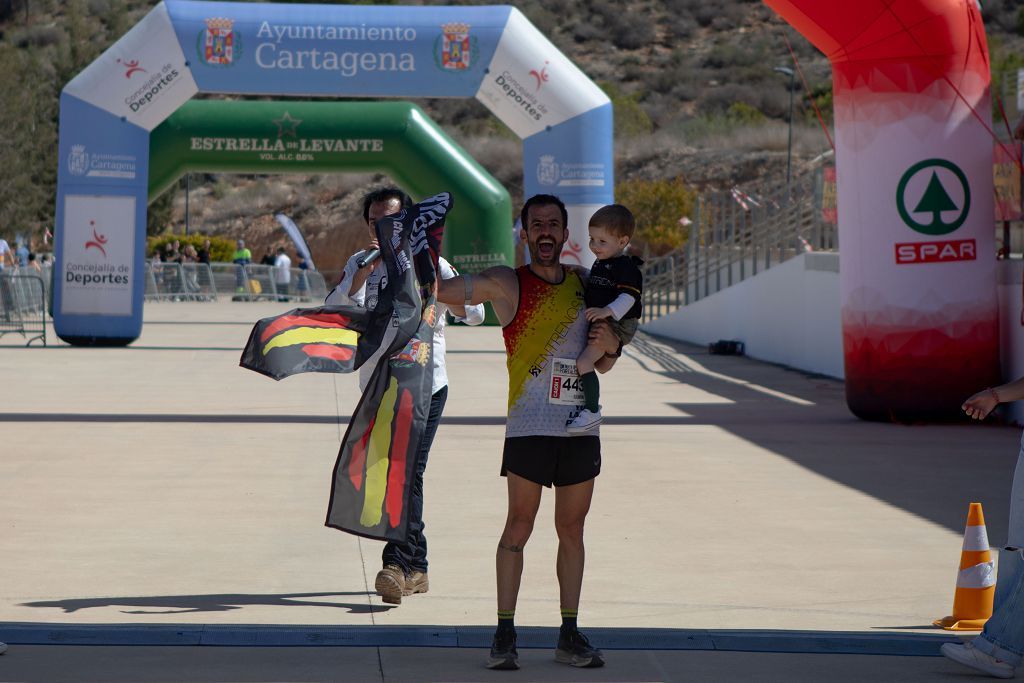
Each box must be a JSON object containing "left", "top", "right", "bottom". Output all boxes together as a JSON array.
[
  {"left": 240, "top": 192, "right": 452, "bottom": 543},
  {"left": 239, "top": 309, "right": 363, "bottom": 378}
]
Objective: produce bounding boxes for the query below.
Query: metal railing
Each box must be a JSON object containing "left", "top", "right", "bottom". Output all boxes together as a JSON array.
[
  {"left": 0, "top": 272, "right": 47, "bottom": 345},
  {"left": 146, "top": 262, "right": 215, "bottom": 301},
  {"left": 641, "top": 168, "right": 837, "bottom": 323},
  {"left": 144, "top": 262, "right": 328, "bottom": 303}
]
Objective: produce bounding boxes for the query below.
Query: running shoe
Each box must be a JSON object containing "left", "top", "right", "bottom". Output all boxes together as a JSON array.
[
  {"left": 555, "top": 629, "right": 604, "bottom": 668},
  {"left": 566, "top": 408, "right": 602, "bottom": 433},
  {"left": 486, "top": 629, "right": 519, "bottom": 670},
  {"left": 941, "top": 642, "right": 1014, "bottom": 679}
]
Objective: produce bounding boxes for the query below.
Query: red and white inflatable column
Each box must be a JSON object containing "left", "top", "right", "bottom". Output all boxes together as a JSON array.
[{"left": 764, "top": 0, "right": 1000, "bottom": 420}]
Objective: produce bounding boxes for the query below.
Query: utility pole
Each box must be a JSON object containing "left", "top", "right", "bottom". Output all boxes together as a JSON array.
[
  {"left": 185, "top": 173, "right": 190, "bottom": 235},
  {"left": 774, "top": 66, "right": 796, "bottom": 199}
]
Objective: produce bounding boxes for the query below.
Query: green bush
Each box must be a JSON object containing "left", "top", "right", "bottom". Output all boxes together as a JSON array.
[
  {"left": 616, "top": 178, "right": 697, "bottom": 254},
  {"left": 147, "top": 233, "right": 235, "bottom": 261},
  {"left": 727, "top": 101, "right": 766, "bottom": 124},
  {"left": 600, "top": 82, "right": 654, "bottom": 139}
]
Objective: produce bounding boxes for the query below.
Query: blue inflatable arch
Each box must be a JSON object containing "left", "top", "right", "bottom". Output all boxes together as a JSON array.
[{"left": 55, "top": 1, "right": 613, "bottom": 345}]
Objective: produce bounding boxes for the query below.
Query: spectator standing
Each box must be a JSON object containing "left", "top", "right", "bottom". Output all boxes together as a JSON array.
[
  {"left": 181, "top": 244, "right": 201, "bottom": 298},
  {"left": 164, "top": 243, "right": 182, "bottom": 296},
  {"left": 273, "top": 246, "right": 291, "bottom": 301},
  {"left": 195, "top": 239, "right": 212, "bottom": 297},
  {"left": 15, "top": 240, "right": 29, "bottom": 267},
  {"left": 0, "top": 236, "right": 12, "bottom": 272},
  {"left": 232, "top": 239, "right": 252, "bottom": 293},
  {"left": 296, "top": 253, "right": 310, "bottom": 301},
  {"left": 197, "top": 238, "right": 212, "bottom": 265}
]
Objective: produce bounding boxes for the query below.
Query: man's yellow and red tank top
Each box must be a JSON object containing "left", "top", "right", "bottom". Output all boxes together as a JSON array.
[{"left": 501, "top": 266, "right": 594, "bottom": 438}]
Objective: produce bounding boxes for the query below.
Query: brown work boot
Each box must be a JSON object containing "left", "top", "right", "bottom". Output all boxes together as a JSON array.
[
  {"left": 404, "top": 570, "right": 429, "bottom": 596},
  {"left": 375, "top": 565, "right": 406, "bottom": 605}
]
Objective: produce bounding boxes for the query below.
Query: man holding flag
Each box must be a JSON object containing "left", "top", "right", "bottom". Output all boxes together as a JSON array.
[
  {"left": 241, "top": 190, "right": 476, "bottom": 604},
  {"left": 326, "top": 187, "right": 485, "bottom": 605}
]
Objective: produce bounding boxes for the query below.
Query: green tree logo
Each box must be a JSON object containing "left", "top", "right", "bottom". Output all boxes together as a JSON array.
[{"left": 896, "top": 159, "right": 970, "bottom": 235}]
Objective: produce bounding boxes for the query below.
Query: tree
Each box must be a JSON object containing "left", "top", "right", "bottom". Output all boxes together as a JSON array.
[
  {"left": 615, "top": 178, "right": 697, "bottom": 255},
  {"left": 912, "top": 171, "right": 958, "bottom": 229},
  {"left": 0, "top": 43, "right": 58, "bottom": 244}
]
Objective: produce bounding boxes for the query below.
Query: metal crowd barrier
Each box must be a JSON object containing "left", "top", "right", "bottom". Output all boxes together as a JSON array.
[
  {"left": 145, "top": 262, "right": 327, "bottom": 303},
  {"left": 0, "top": 272, "right": 47, "bottom": 345},
  {"left": 145, "top": 262, "right": 215, "bottom": 301}
]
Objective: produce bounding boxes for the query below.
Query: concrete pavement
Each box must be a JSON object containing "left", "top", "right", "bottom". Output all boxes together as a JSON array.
[{"left": 0, "top": 300, "right": 1020, "bottom": 681}]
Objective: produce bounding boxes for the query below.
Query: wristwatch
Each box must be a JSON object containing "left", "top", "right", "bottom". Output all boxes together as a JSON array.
[{"left": 608, "top": 341, "right": 623, "bottom": 358}]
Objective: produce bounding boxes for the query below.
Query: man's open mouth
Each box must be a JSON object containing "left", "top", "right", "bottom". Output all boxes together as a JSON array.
[{"left": 537, "top": 239, "right": 556, "bottom": 259}]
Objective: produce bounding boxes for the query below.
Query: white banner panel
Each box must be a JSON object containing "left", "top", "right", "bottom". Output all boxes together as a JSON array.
[
  {"left": 63, "top": 2, "right": 197, "bottom": 132},
  {"left": 475, "top": 8, "right": 607, "bottom": 139},
  {"left": 61, "top": 195, "right": 136, "bottom": 317},
  {"left": 560, "top": 204, "right": 603, "bottom": 267}
]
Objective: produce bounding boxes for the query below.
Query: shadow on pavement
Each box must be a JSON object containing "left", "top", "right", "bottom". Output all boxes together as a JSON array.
[
  {"left": 632, "top": 334, "right": 1020, "bottom": 542},
  {"left": 20, "top": 592, "right": 390, "bottom": 615}
]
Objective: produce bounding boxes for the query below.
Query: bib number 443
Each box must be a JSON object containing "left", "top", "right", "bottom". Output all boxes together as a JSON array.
[{"left": 549, "top": 357, "right": 585, "bottom": 405}]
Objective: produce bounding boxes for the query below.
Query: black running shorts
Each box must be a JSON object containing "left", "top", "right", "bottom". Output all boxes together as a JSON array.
[{"left": 501, "top": 435, "right": 601, "bottom": 488}]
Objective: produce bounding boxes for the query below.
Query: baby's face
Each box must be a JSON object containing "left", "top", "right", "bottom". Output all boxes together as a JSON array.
[{"left": 588, "top": 225, "right": 628, "bottom": 260}]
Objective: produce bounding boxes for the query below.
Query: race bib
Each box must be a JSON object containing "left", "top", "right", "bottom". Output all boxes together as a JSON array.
[{"left": 549, "top": 357, "right": 584, "bottom": 405}]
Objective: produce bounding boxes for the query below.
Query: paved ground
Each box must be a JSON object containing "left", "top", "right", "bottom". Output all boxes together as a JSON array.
[{"left": 0, "top": 300, "right": 1021, "bottom": 681}]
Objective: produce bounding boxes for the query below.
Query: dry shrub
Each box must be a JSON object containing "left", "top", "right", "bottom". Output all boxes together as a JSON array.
[
  {"left": 702, "top": 122, "right": 830, "bottom": 154},
  {"left": 459, "top": 135, "right": 522, "bottom": 190},
  {"left": 11, "top": 24, "right": 62, "bottom": 47},
  {"left": 147, "top": 233, "right": 234, "bottom": 260}
]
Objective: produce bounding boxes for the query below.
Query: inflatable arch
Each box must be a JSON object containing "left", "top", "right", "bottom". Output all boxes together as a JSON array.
[
  {"left": 149, "top": 99, "right": 512, "bottom": 273},
  {"left": 764, "top": 0, "right": 1000, "bottom": 420},
  {"left": 55, "top": 1, "right": 613, "bottom": 345}
]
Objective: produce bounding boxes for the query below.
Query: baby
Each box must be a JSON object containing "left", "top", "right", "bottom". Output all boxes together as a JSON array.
[{"left": 567, "top": 204, "right": 643, "bottom": 433}]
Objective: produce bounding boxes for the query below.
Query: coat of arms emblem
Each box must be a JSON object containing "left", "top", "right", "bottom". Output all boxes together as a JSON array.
[
  {"left": 537, "top": 155, "right": 559, "bottom": 187},
  {"left": 439, "top": 23, "right": 471, "bottom": 70},
  {"left": 202, "top": 17, "right": 236, "bottom": 66},
  {"left": 67, "top": 145, "right": 89, "bottom": 176}
]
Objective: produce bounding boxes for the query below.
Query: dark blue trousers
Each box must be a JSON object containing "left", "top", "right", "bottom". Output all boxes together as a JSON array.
[{"left": 382, "top": 384, "right": 448, "bottom": 574}]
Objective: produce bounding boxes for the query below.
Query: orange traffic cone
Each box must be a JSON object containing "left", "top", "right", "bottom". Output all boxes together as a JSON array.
[{"left": 933, "top": 502, "right": 995, "bottom": 630}]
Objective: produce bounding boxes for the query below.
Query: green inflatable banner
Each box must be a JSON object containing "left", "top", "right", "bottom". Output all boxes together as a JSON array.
[{"left": 150, "top": 99, "right": 512, "bottom": 281}]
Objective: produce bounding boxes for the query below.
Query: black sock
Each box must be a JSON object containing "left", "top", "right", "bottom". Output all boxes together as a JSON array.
[
  {"left": 580, "top": 371, "right": 600, "bottom": 413},
  {"left": 497, "top": 610, "right": 515, "bottom": 633},
  {"left": 560, "top": 608, "right": 578, "bottom": 633}
]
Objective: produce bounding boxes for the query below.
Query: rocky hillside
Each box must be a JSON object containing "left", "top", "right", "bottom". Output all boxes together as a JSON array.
[{"left": 2, "top": 0, "right": 1022, "bottom": 270}]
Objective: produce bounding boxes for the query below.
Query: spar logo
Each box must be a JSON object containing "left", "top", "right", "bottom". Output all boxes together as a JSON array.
[
  {"left": 434, "top": 22, "right": 477, "bottom": 72},
  {"left": 116, "top": 57, "right": 147, "bottom": 78},
  {"left": 84, "top": 221, "right": 108, "bottom": 257},
  {"left": 197, "top": 17, "right": 240, "bottom": 67},
  {"left": 529, "top": 61, "right": 549, "bottom": 90},
  {"left": 895, "top": 159, "right": 974, "bottom": 264}
]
